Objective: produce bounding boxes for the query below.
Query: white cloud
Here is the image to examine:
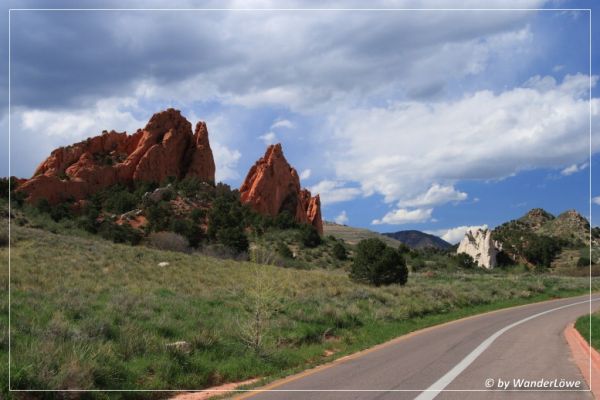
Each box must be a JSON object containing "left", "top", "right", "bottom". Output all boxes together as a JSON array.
[
  {"left": 212, "top": 142, "right": 242, "bottom": 182},
  {"left": 271, "top": 119, "right": 294, "bottom": 129},
  {"left": 259, "top": 131, "right": 277, "bottom": 145},
  {"left": 19, "top": 97, "right": 145, "bottom": 140},
  {"left": 332, "top": 74, "right": 599, "bottom": 206},
  {"left": 427, "top": 224, "right": 489, "bottom": 244},
  {"left": 372, "top": 208, "right": 433, "bottom": 225},
  {"left": 299, "top": 169, "right": 311, "bottom": 180},
  {"left": 398, "top": 184, "right": 467, "bottom": 208},
  {"left": 334, "top": 211, "right": 349, "bottom": 225},
  {"left": 560, "top": 162, "right": 588, "bottom": 176},
  {"left": 592, "top": 197, "right": 600, "bottom": 206},
  {"left": 309, "top": 180, "right": 362, "bottom": 205}
]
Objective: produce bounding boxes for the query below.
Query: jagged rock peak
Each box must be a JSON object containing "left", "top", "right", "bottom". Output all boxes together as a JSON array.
[
  {"left": 240, "top": 143, "right": 323, "bottom": 234},
  {"left": 17, "top": 108, "right": 216, "bottom": 204}
]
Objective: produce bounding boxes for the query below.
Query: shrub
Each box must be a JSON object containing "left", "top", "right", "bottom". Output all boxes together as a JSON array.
[
  {"left": 170, "top": 218, "right": 203, "bottom": 248},
  {"left": 175, "top": 176, "right": 204, "bottom": 197},
  {"left": 104, "top": 190, "right": 138, "bottom": 214},
  {"left": 455, "top": 252, "right": 476, "bottom": 269},
  {"left": 216, "top": 226, "right": 249, "bottom": 254},
  {"left": 36, "top": 198, "right": 52, "bottom": 214},
  {"left": 350, "top": 238, "right": 408, "bottom": 286},
  {"left": 0, "top": 231, "right": 8, "bottom": 247},
  {"left": 523, "top": 235, "right": 562, "bottom": 268},
  {"left": 98, "top": 221, "right": 142, "bottom": 245},
  {"left": 49, "top": 203, "right": 72, "bottom": 222},
  {"left": 190, "top": 208, "right": 206, "bottom": 223},
  {"left": 146, "top": 231, "right": 190, "bottom": 253},
  {"left": 577, "top": 256, "right": 591, "bottom": 267},
  {"left": 146, "top": 202, "right": 173, "bottom": 232},
  {"left": 496, "top": 250, "right": 514, "bottom": 268},
  {"left": 274, "top": 211, "right": 297, "bottom": 230},
  {"left": 276, "top": 242, "right": 293, "bottom": 259},
  {"left": 332, "top": 242, "right": 347, "bottom": 261},
  {"left": 298, "top": 224, "right": 321, "bottom": 248}
]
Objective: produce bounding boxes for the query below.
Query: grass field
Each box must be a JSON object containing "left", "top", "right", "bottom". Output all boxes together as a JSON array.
[
  {"left": 1, "top": 219, "right": 598, "bottom": 399},
  {"left": 575, "top": 311, "right": 600, "bottom": 351}
]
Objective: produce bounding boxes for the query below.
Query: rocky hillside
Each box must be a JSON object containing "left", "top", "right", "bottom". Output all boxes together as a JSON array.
[
  {"left": 383, "top": 230, "right": 451, "bottom": 250},
  {"left": 491, "top": 208, "right": 590, "bottom": 268}
]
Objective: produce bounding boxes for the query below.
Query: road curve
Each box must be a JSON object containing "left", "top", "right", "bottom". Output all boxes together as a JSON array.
[{"left": 235, "top": 294, "right": 600, "bottom": 400}]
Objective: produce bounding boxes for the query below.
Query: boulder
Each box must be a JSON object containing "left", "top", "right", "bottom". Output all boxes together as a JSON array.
[
  {"left": 457, "top": 228, "right": 501, "bottom": 269},
  {"left": 17, "top": 109, "right": 216, "bottom": 204},
  {"left": 240, "top": 144, "right": 323, "bottom": 234}
]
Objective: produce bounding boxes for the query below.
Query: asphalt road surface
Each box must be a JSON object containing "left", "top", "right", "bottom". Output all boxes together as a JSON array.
[{"left": 237, "top": 294, "right": 600, "bottom": 400}]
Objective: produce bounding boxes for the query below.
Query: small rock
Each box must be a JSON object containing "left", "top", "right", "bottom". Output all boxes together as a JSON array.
[
  {"left": 158, "top": 262, "right": 170, "bottom": 267},
  {"left": 166, "top": 341, "right": 191, "bottom": 353}
]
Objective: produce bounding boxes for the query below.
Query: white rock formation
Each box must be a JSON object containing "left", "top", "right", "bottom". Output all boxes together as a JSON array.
[{"left": 457, "top": 228, "right": 501, "bottom": 269}]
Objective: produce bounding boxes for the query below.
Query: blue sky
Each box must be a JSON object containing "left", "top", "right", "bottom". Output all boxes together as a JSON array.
[{"left": 1, "top": 0, "right": 599, "bottom": 242}]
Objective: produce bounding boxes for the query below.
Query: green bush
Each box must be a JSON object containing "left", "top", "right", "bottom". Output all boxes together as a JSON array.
[
  {"left": 298, "top": 224, "right": 321, "bottom": 248},
  {"left": 332, "top": 242, "right": 347, "bottom": 261},
  {"left": 216, "top": 226, "right": 249, "bottom": 254},
  {"left": 98, "top": 221, "right": 142, "bottom": 245},
  {"left": 277, "top": 242, "right": 294, "bottom": 259},
  {"left": 274, "top": 211, "right": 297, "bottom": 230},
  {"left": 455, "top": 253, "right": 476, "bottom": 269},
  {"left": 350, "top": 238, "right": 408, "bottom": 286},
  {"left": 0, "top": 231, "right": 8, "bottom": 247},
  {"left": 170, "top": 218, "right": 203, "bottom": 248},
  {"left": 577, "top": 256, "right": 591, "bottom": 267},
  {"left": 146, "top": 202, "right": 173, "bottom": 232},
  {"left": 523, "top": 235, "right": 562, "bottom": 268},
  {"left": 104, "top": 190, "right": 138, "bottom": 214}
]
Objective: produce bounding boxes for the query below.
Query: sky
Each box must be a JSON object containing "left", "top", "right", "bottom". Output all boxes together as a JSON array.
[{"left": 1, "top": 0, "right": 599, "bottom": 243}]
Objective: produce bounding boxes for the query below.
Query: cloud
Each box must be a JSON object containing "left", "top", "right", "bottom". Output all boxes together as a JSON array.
[
  {"left": 372, "top": 208, "right": 433, "bottom": 225},
  {"left": 398, "top": 184, "right": 467, "bottom": 208},
  {"left": 334, "top": 211, "right": 349, "bottom": 225},
  {"left": 560, "top": 162, "right": 588, "bottom": 176},
  {"left": 8, "top": 6, "right": 542, "bottom": 111},
  {"left": 427, "top": 224, "right": 489, "bottom": 244},
  {"left": 592, "top": 197, "right": 600, "bottom": 206},
  {"left": 271, "top": 119, "right": 294, "bottom": 129},
  {"left": 212, "top": 143, "right": 242, "bottom": 182},
  {"left": 309, "top": 180, "right": 362, "bottom": 205},
  {"left": 299, "top": 169, "right": 311, "bottom": 180},
  {"left": 331, "top": 74, "right": 599, "bottom": 206},
  {"left": 259, "top": 131, "right": 277, "bottom": 145}
]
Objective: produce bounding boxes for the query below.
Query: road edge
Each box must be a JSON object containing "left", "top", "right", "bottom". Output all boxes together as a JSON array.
[
  {"left": 231, "top": 293, "right": 595, "bottom": 400},
  {"left": 564, "top": 322, "right": 600, "bottom": 398}
]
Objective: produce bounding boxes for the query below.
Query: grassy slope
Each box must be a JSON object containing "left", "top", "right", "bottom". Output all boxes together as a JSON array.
[
  {"left": 323, "top": 222, "right": 404, "bottom": 248},
  {"left": 575, "top": 312, "right": 600, "bottom": 351},
  {"left": 2, "top": 224, "right": 599, "bottom": 399}
]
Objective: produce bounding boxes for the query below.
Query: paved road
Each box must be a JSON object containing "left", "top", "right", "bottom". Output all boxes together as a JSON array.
[{"left": 237, "top": 294, "right": 600, "bottom": 400}]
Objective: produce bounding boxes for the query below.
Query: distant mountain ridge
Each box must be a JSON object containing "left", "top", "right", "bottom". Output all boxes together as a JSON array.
[
  {"left": 383, "top": 230, "right": 452, "bottom": 250},
  {"left": 323, "top": 221, "right": 406, "bottom": 248}
]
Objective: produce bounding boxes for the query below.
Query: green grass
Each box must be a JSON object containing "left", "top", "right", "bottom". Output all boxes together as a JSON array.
[
  {"left": 2, "top": 222, "right": 599, "bottom": 399},
  {"left": 575, "top": 311, "right": 600, "bottom": 351}
]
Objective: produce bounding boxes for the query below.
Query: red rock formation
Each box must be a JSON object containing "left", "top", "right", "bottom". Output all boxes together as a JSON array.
[
  {"left": 17, "top": 109, "right": 216, "bottom": 204},
  {"left": 240, "top": 144, "right": 323, "bottom": 234}
]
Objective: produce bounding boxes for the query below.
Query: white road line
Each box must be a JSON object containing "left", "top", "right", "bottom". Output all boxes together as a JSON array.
[{"left": 415, "top": 298, "right": 600, "bottom": 400}]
